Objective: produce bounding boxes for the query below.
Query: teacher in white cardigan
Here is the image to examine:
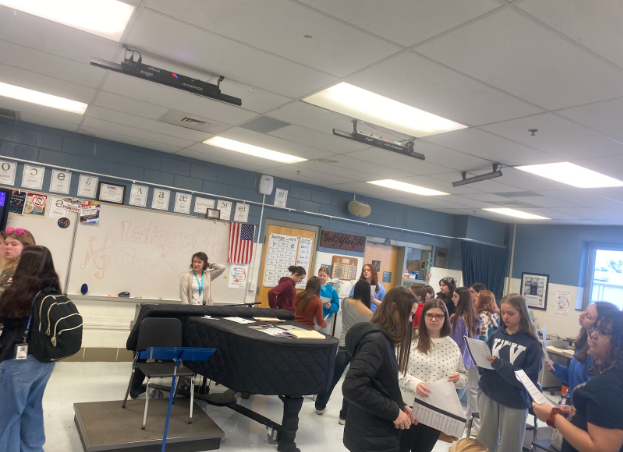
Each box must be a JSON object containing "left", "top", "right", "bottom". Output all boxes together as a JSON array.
[{"left": 180, "top": 252, "right": 225, "bottom": 305}]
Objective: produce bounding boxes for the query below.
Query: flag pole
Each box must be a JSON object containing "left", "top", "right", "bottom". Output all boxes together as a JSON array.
[{"left": 243, "top": 194, "right": 265, "bottom": 303}]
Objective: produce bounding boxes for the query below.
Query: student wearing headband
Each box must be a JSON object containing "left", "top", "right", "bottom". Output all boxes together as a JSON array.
[{"left": 0, "top": 228, "right": 36, "bottom": 295}]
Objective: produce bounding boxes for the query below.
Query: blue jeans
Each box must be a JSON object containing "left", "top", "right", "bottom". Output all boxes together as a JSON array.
[
  {"left": 0, "top": 355, "right": 55, "bottom": 452},
  {"left": 315, "top": 347, "right": 350, "bottom": 420}
]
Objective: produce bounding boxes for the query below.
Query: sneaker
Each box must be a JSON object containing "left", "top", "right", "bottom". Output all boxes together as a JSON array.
[
  {"left": 338, "top": 418, "right": 346, "bottom": 425},
  {"left": 315, "top": 409, "right": 325, "bottom": 415}
]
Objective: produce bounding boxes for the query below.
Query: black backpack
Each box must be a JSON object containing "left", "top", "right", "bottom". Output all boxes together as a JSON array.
[{"left": 30, "top": 290, "right": 83, "bottom": 362}]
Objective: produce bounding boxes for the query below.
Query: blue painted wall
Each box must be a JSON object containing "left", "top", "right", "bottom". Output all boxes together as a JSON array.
[
  {"left": 512, "top": 224, "right": 623, "bottom": 287},
  {"left": 0, "top": 117, "right": 507, "bottom": 270}
]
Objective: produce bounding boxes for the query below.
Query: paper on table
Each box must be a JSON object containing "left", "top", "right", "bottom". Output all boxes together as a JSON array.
[
  {"left": 412, "top": 379, "right": 466, "bottom": 437},
  {"left": 464, "top": 336, "right": 494, "bottom": 369},
  {"left": 253, "top": 317, "right": 285, "bottom": 323},
  {"left": 515, "top": 369, "right": 556, "bottom": 406},
  {"left": 542, "top": 326, "right": 554, "bottom": 367},
  {"left": 288, "top": 330, "right": 325, "bottom": 339},
  {"left": 224, "top": 317, "right": 255, "bottom": 324}
]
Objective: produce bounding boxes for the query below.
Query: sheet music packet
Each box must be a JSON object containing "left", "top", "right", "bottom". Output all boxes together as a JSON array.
[
  {"left": 464, "top": 336, "right": 494, "bottom": 369},
  {"left": 411, "top": 378, "right": 466, "bottom": 438},
  {"left": 541, "top": 326, "right": 555, "bottom": 367},
  {"left": 515, "top": 369, "right": 557, "bottom": 407}
]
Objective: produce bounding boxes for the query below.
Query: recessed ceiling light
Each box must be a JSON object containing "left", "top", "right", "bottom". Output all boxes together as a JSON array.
[
  {"left": 0, "top": 82, "right": 87, "bottom": 114},
  {"left": 0, "top": 0, "right": 135, "bottom": 41},
  {"left": 515, "top": 162, "right": 623, "bottom": 188},
  {"left": 367, "top": 179, "right": 449, "bottom": 196},
  {"left": 204, "top": 137, "right": 307, "bottom": 164},
  {"left": 303, "top": 82, "right": 467, "bottom": 138},
  {"left": 482, "top": 208, "right": 550, "bottom": 220}
]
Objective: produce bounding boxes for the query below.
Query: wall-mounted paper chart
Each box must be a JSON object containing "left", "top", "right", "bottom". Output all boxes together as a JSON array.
[
  {"left": 262, "top": 232, "right": 299, "bottom": 287},
  {"left": 295, "top": 237, "right": 313, "bottom": 289}
]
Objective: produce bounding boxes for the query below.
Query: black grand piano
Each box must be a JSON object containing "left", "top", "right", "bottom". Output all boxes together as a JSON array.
[{"left": 126, "top": 304, "right": 338, "bottom": 451}]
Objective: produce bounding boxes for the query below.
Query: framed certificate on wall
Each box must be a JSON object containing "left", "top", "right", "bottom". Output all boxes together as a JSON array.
[
  {"left": 520, "top": 272, "right": 549, "bottom": 310},
  {"left": 97, "top": 181, "right": 125, "bottom": 204}
]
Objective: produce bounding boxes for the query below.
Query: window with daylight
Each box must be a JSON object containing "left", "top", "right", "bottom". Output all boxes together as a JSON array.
[{"left": 583, "top": 246, "right": 623, "bottom": 310}]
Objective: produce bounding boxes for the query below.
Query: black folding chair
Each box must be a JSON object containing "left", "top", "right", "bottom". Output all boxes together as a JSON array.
[{"left": 122, "top": 317, "right": 196, "bottom": 429}]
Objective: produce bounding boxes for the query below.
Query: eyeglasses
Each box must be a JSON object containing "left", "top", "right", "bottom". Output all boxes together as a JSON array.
[
  {"left": 425, "top": 314, "right": 445, "bottom": 321},
  {"left": 591, "top": 326, "right": 613, "bottom": 337},
  {"left": 5, "top": 227, "right": 27, "bottom": 236}
]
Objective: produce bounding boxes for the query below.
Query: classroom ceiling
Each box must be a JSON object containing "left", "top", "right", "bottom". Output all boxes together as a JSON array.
[{"left": 2, "top": 0, "right": 623, "bottom": 225}]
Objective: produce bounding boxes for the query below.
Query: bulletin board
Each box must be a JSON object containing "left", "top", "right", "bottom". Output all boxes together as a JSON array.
[{"left": 331, "top": 256, "right": 358, "bottom": 281}]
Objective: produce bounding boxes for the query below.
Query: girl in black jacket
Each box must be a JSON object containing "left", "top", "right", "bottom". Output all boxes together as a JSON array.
[{"left": 342, "top": 287, "right": 417, "bottom": 452}]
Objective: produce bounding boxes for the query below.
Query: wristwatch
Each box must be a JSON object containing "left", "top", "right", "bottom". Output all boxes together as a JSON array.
[{"left": 546, "top": 407, "right": 565, "bottom": 427}]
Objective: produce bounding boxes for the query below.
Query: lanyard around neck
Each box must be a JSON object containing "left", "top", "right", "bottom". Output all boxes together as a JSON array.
[{"left": 192, "top": 271, "right": 204, "bottom": 296}]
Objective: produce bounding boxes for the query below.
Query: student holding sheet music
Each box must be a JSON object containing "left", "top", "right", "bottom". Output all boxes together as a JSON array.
[
  {"left": 532, "top": 311, "right": 623, "bottom": 452},
  {"left": 545, "top": 301, "right": 618, "bottom": 404},
  {"left": 398, "top": 298, "right": 467, "bottom": 452},
  {"left": 476, "top": 294, "right": 542, "bottom": 452},
  {"left": 318, "top": 267, "right": 339, "bottom": 319}
]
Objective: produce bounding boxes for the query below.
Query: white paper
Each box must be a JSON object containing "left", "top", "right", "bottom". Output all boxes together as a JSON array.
[
  {"left": 263, "top": 232, "right": 299, "bottom": 287},
  {"left": 151, "top": 188, "right": 170, "bottom": 210},
  {"left": 555, "top": 290, "right": 571, "bottom": 316},
  {"left": 234, "top": 203, "right": 249, "bottom": 222},
  {"left": 370, "top": 285, "right": 376, "bottom": 297},
  {"left": 49, "top": 169, "right": 71, "bottom": 194},
  {"left": 98, "top": 183, "right": 124, "bottom": 203},
  {"left": 515, "top": 370, "right": 556, "bottom": 407},
  {"left": 22, "top": 164, "right": 44, "bottom": 190},
  {"left": 129, "top": 184, "right": 148, "bottom": 207},
  {"left": 274, "top": 188, "right": 288, "bottom": 207},
  {"left": 464, "top": 336, "right": 494, "bottom": 369},
  {"left": 228, "top": 263, "right": 248, "bottom": 289},
  {"left": 77, "top": 175, "right": 98, "bottom": 198},
  {"left": 217, "top": 200, "right": 232, "bottom": 220},
  {"left": 0, "top": 160, "right": 17, "bottom": 185},
  {"left": 194, "top": 197, "right": 215, "bottom": 214},
  {"left": 48, "top": 197, "right": 67, "bottom": 219},
  {"left": 542, "top": 327, "right": 554, "bottom": 368},
  {"left": 224, "top": 317, "right": 255, "bottom": 324},
  {"left": 174, "top": 192, "right": 192, "bottom": 214},
  {"left": 412, "top": 380, "right": 466, "bottom": 438},
  {"left": 295, "top": 237, "right": 313, "bottom": 289}
]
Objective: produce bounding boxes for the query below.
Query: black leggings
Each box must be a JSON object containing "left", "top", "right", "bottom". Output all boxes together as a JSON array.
[{"left": 399, "top": 422, "right": 440, "bottom": 452}]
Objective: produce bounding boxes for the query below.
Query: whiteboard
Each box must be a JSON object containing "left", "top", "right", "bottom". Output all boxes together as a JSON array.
[
  {"left": 7, "top": 210, "right": 79, "bottom": 291},
  {"left": 66, "top": 203, "right": 242, "bottom": 303}
]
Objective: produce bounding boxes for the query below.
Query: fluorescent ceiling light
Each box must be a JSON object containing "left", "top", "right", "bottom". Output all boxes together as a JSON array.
[
  {"left": 515, "top": 162, "right": 623, "bottom": 188},
  {"left": 204, "top": 137, "right": 307, "bottom": 164},
  {"left": 0, "top": 0, "right": 135, "bottom": 41},
  {"left": 0, "top": 82, "right": 87, "bottom": 114},
  {"left": 367, "top": 179, "right": 448, "bottom": 196},
  {"left": 482, "top": 208, "right": 550, "bottom": 220},
  {"left": 303, "top": 82, "right": 467, "bottom": 138}
]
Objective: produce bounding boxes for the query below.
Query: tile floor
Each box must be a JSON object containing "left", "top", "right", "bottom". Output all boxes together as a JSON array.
[{"left": 42, "top": 362, "right": 552, "bottom": 452}]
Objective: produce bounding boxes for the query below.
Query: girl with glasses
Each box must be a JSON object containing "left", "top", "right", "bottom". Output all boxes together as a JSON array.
[
  {"left": 546, "top": 302, "right": 618, "bottom": 404},
  {"left": 533, "top": 311, "right": 623, "bottom": 452},
  {"left": 398, "top": 298, "right": 467, "bottom": 452}
]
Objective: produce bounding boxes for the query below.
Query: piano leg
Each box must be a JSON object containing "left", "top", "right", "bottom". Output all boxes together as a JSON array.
[{"left": 277, "top": 395, "right": 303, "bottom": 452}]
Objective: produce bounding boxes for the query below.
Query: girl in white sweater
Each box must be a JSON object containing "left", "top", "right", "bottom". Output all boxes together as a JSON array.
[{"left": 399, "top": 298, "right": 468, "bottom": 452}]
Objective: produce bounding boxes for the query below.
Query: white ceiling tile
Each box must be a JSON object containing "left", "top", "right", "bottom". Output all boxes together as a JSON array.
[
  {"left": 269, "top": 124, "right": 368, "bottom": 154},
  {"left": 348, "top": 51, "right": 542, "bottom": 126},
  {"left": 267, "top": 101, "right": 356, "bottom": 135},
  {"left": 395, "top": 175, "right": 486, "bottom": 195},
  {"left": 299, "top": 0, "right": 501, "bottom": 47},
  {"left": 518, "top": 0, "right": 623, "bottom": 68},
  {"left": 0, "top": 97, "right": 84, "bottom": 125},
  {"left": 343, "top": 147, "right": 453, "bottom": 175},
  {"left": 81, "top": 117, "right": 194, "bottom": 148},
  {"left": 0, "top": 7, "right": 120, "bottom": 64},
  {"left": 557, "top": 98, "right": 623, "bottom": 143},
  {"left": 462, "top": 193, "right": 512, "bottom": 202},
  {"left": 322, "top": 155, "right": 416, "bottom": 179},
  {"left": 417, "top": 171, "right": 524, "bottom": 193},
  {"left": 505, "top": 195, "right": 577, "bottom": 208},
  {"left": 423, "top": 128, "right": 559, "bottom": 166},
  {"left": 482, "top": 112, "right": 623, "bottom": 159},
  {"left": 18, "top": 112, "right": 80, "bottom": 133},
  {"left": 444, "top": 196, "right": 498, "bottom": 209},
  {"left": 86, "top": 106, "right": 211, "bottom": 142},
  {"left": 538, "top": 189, "right": 623, "bottom": 210},
  {"left": 518, "top": 207, "right": 584, "bottom": 220},
  {"left": 101, "top": 72, "right": 255, "bottom": 126},
  {"left": 569, "top": 154, "right": 623, "bottom": 181},
  {"left": 550, "top": 207, "right": 613, "bottom": 222},
  {"left": 410, "top": 141, "right": 491, "bottom": 171},
  {"left": 204, "top": 78, "right": 291, "bottom": 114},
  {"left": 176, "top": 149, "right": 274, "bottom": 172},
  {"left": 280, "top": 160, "right": 371, "bottom": 182},
  {"left": 416, "top": 8, "right": 623, "bottom": 110},
  {"left": 146, "top": 0, "right": 401, "bottom": 77},
  {"left": 264, "top": 165, "right": 359, "bottom": 185},
  {"left": 473, "top": 167, "right": 568, "bottom": 191},
  {"left": 0, "top": 41, "right": 105, "bottom": 89},
  {"left": 93, "top": 92, "right": 169, "bottom": 120},
  {"left": 127, "top": 9, "right": 337, "bottom": 98},
  {"left": 185, "top": 142, "right": 287, "bottom": 169},
  {"left": 0, "top": 62, "right": 96, "bottom": 103},
  {"left": 80, "top": 126, "right": 181, "bottom": 154}
]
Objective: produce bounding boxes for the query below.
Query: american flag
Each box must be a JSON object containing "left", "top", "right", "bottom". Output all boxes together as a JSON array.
[{"left": 228, "top": 223, "right": 255, "bottom": 263}]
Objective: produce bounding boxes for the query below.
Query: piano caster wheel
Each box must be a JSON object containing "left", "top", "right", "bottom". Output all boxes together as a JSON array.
[
  {"left": 240, "top": 392, "right": 251, "bottom": 399},
  {"left": 267, "top": 427, "right": 279, "bottom": 444}
]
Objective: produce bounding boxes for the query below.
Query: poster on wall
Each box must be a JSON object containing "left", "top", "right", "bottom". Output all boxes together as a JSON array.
[
  {"left": 49, "top": 169, "right": 71, "bottom": 194},
  {"left": 9, "top": 192, "right": 26, "bottom": 214},
  {"left": 129, "top": 184, "right": 149, "bottom": 207},
  {"left": 22, "top": 165, "right": 45, "bottom": 190},
  {"left": 218, "top": 200, "right": 232, "bottom": 220},
  {"left": 520, "top": 272, "right": 549, "bottom": 310},
  {"left": 228, "top": 263, "right": 249, "bottom": 289},
  {"left": 174, "top": 192, "right": 192, "bottom": 214},
  {"left": 0, "top": 160, "right": 17, "bottom": 185},
  {"left": 434, "top": 247, "right": 448, "bottom": 268},
  {"left": 263, "top": 232, "right": 299, "bottom": 287},
  {"left": 295, "top": 237, "right": 313, "bottom": 289},
  {"left": 151, "top": 188, "right": 170, "bottom": 210},
  {"left": 80, "top": 200, "right": 100, "bottom": 225},
  {"left": 555, "top": 289, "right": 571, "bottom": 316},
  {"left": 23, "top": 193, "right": 47, "bottom": 217},
  {"left": 77, "top": 174, "right": 98, "bottom": 198}
]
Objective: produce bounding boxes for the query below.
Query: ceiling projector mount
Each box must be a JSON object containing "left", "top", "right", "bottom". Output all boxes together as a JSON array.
[
  {"left": 452, "top": 163, "right": 503, "bottom": 187},
  {"left": 90, "top": 48, "right": 242, "bottom": 106},
  {"left": 333, "top": 119, "right": 424, "bottom": 160}
]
